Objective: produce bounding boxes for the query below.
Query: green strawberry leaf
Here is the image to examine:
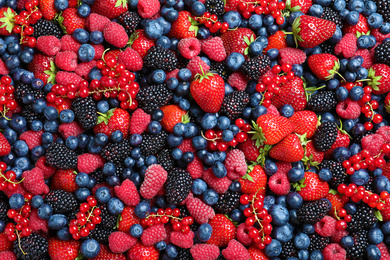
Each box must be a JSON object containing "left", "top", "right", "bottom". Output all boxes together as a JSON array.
[
  {"left": 367, "top": 67, "right": 381, "bottom": 91},
  {"left": 374, "top": 209, "right": 383, "bottom": 222},
  {"left": 97, "top": 109, "right": 114, "bottom": 125},
  {"left": 224, "top": 214, "right": 238, "bottom": 226},
  {"left": 115, "top": 0, "right": 128, "bottom": 8},
  {"left": 248, "top": 120, "right": 266, "bottom": 147},
  {"left": 292, "top": 16, "right": 302, "bottom": 46},
  {"left": 0, "top": 8, "right": 15, "bottom": 33},
  {"left": 114, "top": 214, "right": 122, "bottom": 230},
  {"left": 181, "top": 113, "right": 191, "bottom": 124},
  {"left": 44, "top": 60, "right": 58, "bottom": 84},
  {"left": 329, "top": 189, "right": 338, "bottom": 195},
  {"left": 127, "top": 31, "right": 140, "bottom": 48},
  {"left": 54, "top": 12, "right": 68, "bottom": 34},
  {"left": 241, "top": 173, "right": 254, "bottom": 182},
  {"left": 257, "top": 144, "right": 271, "bottom": 166},
  {"left": 385, "top": 104, "right": 390, "bottom": 114}
]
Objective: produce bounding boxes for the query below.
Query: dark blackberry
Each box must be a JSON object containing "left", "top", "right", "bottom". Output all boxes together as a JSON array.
[
  {"left": 214, "top": 190, "right": 241, "bottom": 214},
  {"left": 15, "top": 83, "right": 45, "bottom": 102},
  {"left": 347, "top": 204, "right": 377, "bottom": 232},
  {"left": 319, "top": 41, "right": 336, "bottom": 54},
  {"left": 176, "top": 247, "right": 194, "bottom": 260},
  {"left": 45, "top": 142, "right": 78, "bottom": 169},
  {"left": 144, "top": 46, "right": 178, "bottom": 72},
  {"left": 14, "top": 233, "right": 48, "bottom": 260},
  {"left": 165, "top": 168, "right": 192, "bottom": 205},
  {"left": 297, "top": 199, "right": 331, "bottom": 224},
  {"left": 307, "top": 90, "right": 337, "bottom": 112},
  {"left": 240, "top": 54, "right": 271, "bottom": 80},
  {"left": 156, "top": 149, "right": 174, "bottom": 172},
  {"left": 204, "top": 0, "right": 225, "bottom": 16},
  {"left": 280, "top": 240, "right": 298, "bottom": 259},
  {"left": 140, "top": 130, "right": 168, "bottom": 157},
  {"left": 89, "top": 169, "right": 106, "bottom": 183},
  {"left": 88, "top": 226, "right": 112, "bottom": 244},
  {"left": 99, "top": 204, "right": 118, "bottom": 229},
  {"left": 313, "top": 121, "right": 338, "bottom": 152},
  {"left": 177, "top": 55, "right": 190, "bottom": 68},
  {"left": 0, "top": 200, "right": 9, "bottom": 222},
  {"left": 210, "top": 60, "right": 230, "bottom": 81},
  {"left": 71, "top": 97, "right": 98, "bottom": 129},
  {"left": 321, "top": 7, "right": 343, "bottom": 28},
  {"left": 364, "top": 175, "right": 374, "bottom": 192},
  {"left": 318, "top": 160, "right": 347, "bottom": 189},
  {"left": 351, "top": 128, "right": 373, "bottom": 144},
  {"left": 100, "top": 139, "right": 132, "bottom": 166},
  {"left": 346, "top": 230, "right": 369, "bottom": 260},
  {"left": 21, "top": 104, "right": 44, "bottom": 124},
  {"left": 219, "top": 91, "right": 250, "bottom": 120},
  {"left": 44, "top": 190, "right": 78, "bottom": 214},
  {"left": 308, "top": 233, "right": 329, "bottom": 252},
  {"left": 375, "top": 0, "right": 390, "bottom": 23},
  {"left": 136, "top": 84, "right": 173, "bottom": 113},
  {"left": 374, "top": 41, "right": 390, "bottom": 65},
  {"left": 117, "top": 11, "right": 141, "bottom": 36},
  {"left": 32, "top": 19, "right": 63, "bottom": 39}
]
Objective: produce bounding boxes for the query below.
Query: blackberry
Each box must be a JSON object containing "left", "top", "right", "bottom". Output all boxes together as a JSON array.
[
  {"left": 177, "top": 55, "right": 190, "bottom": 69},
  {"left": 44, "top": 190, "right": 78, "bottom": 214},
  {"left": 101, "top": 139, "right": 132, "bottom": 166},
  {"left": 156, "top": 149, "right": 174, "bottom": 172},
  {"left": 240, "top": 54, "right": 271, "bottom": 80},
  {"left": 313, "top": 121, "right": 338, "bottom": 152},
  {"left": 351, "top": 127, "right": 373, "bottom": 144},
  {"left": 0, "top": 200, "right": 9, "bottom": 222},
  {"left": 321, "top": 7, "right": 343, "bottom": 28},
  {"left": 375, "top": 0, "right": 390, "bottom": 23},
  {"left": 308, "top": 233, "right": 329, "bottom": 252},
  {"left": 136, "top": 84, "right": 173, "bottom": 113},
  {"left": 140, "top": 130, "right": 168, "bottom": 157},
  {"left": 71, "top": 97, "right": 98, "bottom": 129},
  {"left": 210, "top": 60, "right": 230, "bottom": 81},
  {"left": 319, "top": 41, "right": 336, "bottom": 54},
  {"left": 88, "top": 226, "right": 112, "bottom": 244},
  {"left": 318, "top": 160, "right": 347, "bottom": 189},
  {"left": 374, "top": 41, "right": 390, "bottom": 65},
  {"left": 307, "top": 90, "right": 337, "bottom": 112},
  {"left": 15, "top": 83, "right": 45, "bottom": 102},
  {"left": 45, "top": 142, "right": 78, "bottom": 169},
  {"left": 347, "top": 204, "right": 377, "bottom": 232},
  {"left": 89, "top": 169, "right": 106, "bottom": 184},
  {"left": 14, "top": 233, "right": 48, "bottom": 260},
  {"left": 117, "top": 11, "right": 141, "bottom": 36},
  {"left": 165, "top": 168, "right": 192, "bottom": 205},
  {"left": 176, "top": 248, "right": 194, "bottom": 260},
  {"left": 144, "top": 46, "right": 178, "bottom": 72},
  {"left": 21, "top": 104, "right": 44, "bottom": 124},
  {"left": 346, "top": 230, "right": 369, "bottom": 260},
  {"left": 32, "top": 19, "right": 63, "bottom": 39},
  {"left": 204, "top": 0, "right": 225, "bottom": 16},
  {"left": 280, "top": 240, "right": 298, "bottom": 259},
  {"left": 214, "top": 190, "right": 241, "bottom": 214},
  {"left": 297, "top": 199, "right": 331, "bottom": 224},
  {"left": 99, "top": 204, "right": 118, "bottom": 229},
  {"left": 219, "top": 91, "right": 250, "bottom": 120},
  {"left": 364, "top": 175, "right": 374, "bottom": 192}
]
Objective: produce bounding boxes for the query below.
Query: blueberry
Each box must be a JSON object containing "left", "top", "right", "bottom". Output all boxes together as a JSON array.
[
  {"left": 144, "top": 20, "right": 163, "bottom": 39},
  {"left": 32, "top": 98, "right": 47, "bottom": 113},
  {"left": 165, "top": 9, "right": 179, "bottom": 22},
  {"left": 167, "top": 133, "right": 183, "bottom": 147},
  {"left": 203, "top": 189, "right": 219, "bottom": 205},
  {"left": 152, "top": 109, "right": 164, "bottom": 121},
  {"left": 248, "top": 14, "right": 262, "bottom": 30},
  {"left": 269, "top": 204, "right": 289, "bottom": 226},
  {"left": 368, "top": 13, "right": 384, "bottom": 29},
  {"left": 380, "top": 22, "right": 390, "bottom": 34},
  {"left": 95, "top": 187, "right": 111, "bottom": 204},
  {"left": 318, "top": 168, "right": 332, "bottom": 182},
  {"left": 97, "top": 101, "right": 109, "bottom": 114},
  {"left": 13, "top": 140, "right": 28, "bottom": 157},
  {"left": 75, "top": 172, "right": 90, "bottom": 187},
  {"left": 348, "top": 0, "right": 364, "bottom": 12},
  {"left": 332, "top": 147, "right": 351, "bottom": 162},
  {"left": 212, "top": 161, "right": 227, "bottom": 178},
  {"left": 356, "top": 67, "right": 368, "bottom": 80},
  {"left": 148, "top": 121, "right": 162, "bottom": 134},
  {"left": 226, "top": 52, "right": 245, "bottom": 71},
  {"left": 166, "top": 244, "right": 178, "bottom": 258},
  {"left": 310, "top": 250, "right": 324, "bottom": 260},
  {"left": 229, "top": 181, "right": 241, "bottom": 192},
  {"left": 9, "top": 193, "right": 25, "bottom": 210},
  {"left": 280, "top": 104, "right": 294, "bottom": 118},
  {"left": 135, "top": 202, "right": 151, "bottom": 218},
  {"left": 308, "top": 4, "right": 324, "bottom": 17},
  {"left": 151, "top": 69, "right": 166, "bottom": 84},
  {"left": 32, "top": 195, "right": 44, "bottom": 209},
  {"left": 266, "top": 48, "right": 279, "bottom": 59},
  {"left": 10, "top": 115, "right": 27, "bottom": 132},
  {"left": 357, "top": 35, "right": 371, "bottom": 49},
  {"left": 66, "top": 136, "right": 78, "bottom": 150},
  {"left": 223, "top": 11, "right": 242, "bottom": 29},
  {"left": 366, "top": 244, "right": 381, "bottom": 260},
  {"left": 346, "top": 11, "right": 360, "bottom": 25},
  {"left": 48, "top": 214, "right": 68, "bottom": 230},
  {"left": 156, "top": 36, "right": 172, "bottom": 49},
  {"left": 130, "top": 134, "right": 142, "bottom": 146},
  {"left": 363, "top": 1, "right": 377, "bottom": 16},
  {"left": 264, "top": 159, "right": 278, "bottom": 175},
  {"left": 350, "top": 169, "right": 369, "bottom": 186},
  {"left": 264, "top": 196, "right": 276, "bottom": 211},
  {"left": 286, "top": 192, "right": 303, "bottom": 209},
  {"left": 249, "top": 41, "right": 263, "bottom": 56},
  {"left": 191, "top": 1, "right": 206, "bottom": 16},
  {"left": 197, "top": 223, "right": 212, "bottom": 242},
  {"left": 75, "top": 188, "right": 91, "bottom": 201},
  {"left": 78, "top": 44, "right": 95, "bottom": 62},
  {"left": 340, "top": 235, "right": 354, "bottom": 248},
  {"left": 73, "top": 28, "right": 89, "bottom": 43},
  {"left": 288, "top": 168, "right": 305, "bottom": 182},
  {"left": 77, "top": 4, "right": 91, "bottom": 18},
  {"left": 108, "top": 198, "right": 124, "bottom": 215},
  {"left": 107, "top": 175, "right": 121, "bottom": 186},
  {"left": 265, "top": 238, "right": 282, "bottom": 257},
  {"left": 302, "top": 223, "right": 315, "bottom": 234},
  {"left": 294, "top": 233, "right": 310, "bottom": 250},
  {"left": 368, "top": 227, "right": 384, "bottom": 244},
  {"left": 55, "top": 0, "right": 68, "bottom": 10},
  {"left": 81, "top": 239, "right": 100, "bottom": 258}
]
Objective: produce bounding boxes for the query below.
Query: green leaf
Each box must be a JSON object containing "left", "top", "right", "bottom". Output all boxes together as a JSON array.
[
  {"left": 115, "top": 0, "right": 128, "bottom": 8},
  {"left": 114, "top": 214, "right": 122, "bottom": 229},
  {"left": 329, "top": 189, "right": 338, "bottom": 195},
  {"left": 0, "top": 8, "right": 15, "bottom": 33},
  {"left": 242, "top": 173, "right": 254, "bottom": 182},
  {"left": 248, "top": 120, "right": 266, "bottom": 147},
  {"left": 374, "top": 209, "right": 383, "bottom": 221}
]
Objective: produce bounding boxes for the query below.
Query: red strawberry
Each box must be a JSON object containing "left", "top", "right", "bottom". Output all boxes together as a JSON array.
[
  {"left": 169, "top": 11, "right": 198, "bottom": 40},
  {"left": 302, "top": 140, "right": 324, "bottom": 169},
  {"left": 307, "top": 53, "right": 340, "bottom": 80},
  {"left": 294, "top": 171, "right": 329, "bottom": 201},
  {"left": 207, "top": 214, "right": 236, "bottom": 247},
  {"left": 292, "top": 15, "right": 336, "bottom": 48},
  {"left": 58, "top": 8, "right": 85, "bottom": 35},
  {"left": 0, "top": 232, "right": 13, "bottom": 252},
  {"left": 94, "top": 108, "right": 130, "bottom": 138},
  {"left": 159, "top": 105, "right": 188, "bottom": 132},
  {"left": 289, "top": 110, "right": 318, "bottom": 139},
  {"left": 118, "top": 206, "right": 141, "bottom": 232},
  {"left": 225, "top": 0, "right": 247, "bottom": 12},
  {"left": 324, "top": 128, "right": 350, "bottom": 159},
  {"left": 39, "top": 0, "right": 57, "bottom": 20},
  {"left": 343, "top": 14, "right": 369, "bottom": 35},
  {"left": 128, "top": 30, "right": 155, "bottom": 59},
  {"left": 271, "top": 76, "right": 306, "bottom": 111},
  {"left": 48, "top": 238, "right": 80, "bottom": 260},
  {"left": 264, "top": 30, "right": 288, "bottom": 51},
  {"left": 0, "top": 8, "right": 16, "bottom": 36},
  {"left": 239, "top": 165, "right": 267, "bottom": 195},
  {"left": 287, "top": 0, "right": 312, "bottom": 14},
  {"left": 28, "top": 54, "right": 56, "bottom": 84},
  {"left": 0, "top": 132, "right": 11, "bottom": 156},
  {"left": 190, "top": 70, "right": 225, "bottom": 113},
  {"left": 237, "top": 137, "right": 260, "bottom": 162},
  {"left": 326, "top": 192, "right": 345, "bottom": 218},
  {"left": 91, "top": 0, "right": 128, "bottom": 19},
  {"left": 248, "top": 246, "right": 269, "bottom": 260},
  {"left": 92, "top": 244, "right": 127, "bottom": 260},
  {"left": 221, "top": 28, "right": 256, "bottom": 59},
  {"left": 50, "top": 169, "right": 77, "bottom": 192},
  {"left": 251, "top": 114, "right": 294, "bottom": 146},
  {"left": 367, "top": 63, "right": 390, "bottom": 94},
  {"left": 385, "top": 92, "right": 390, "bottom": 114},
  {"left": 269, "top": 134, "right": 305, "bottom": 163},
  {"left": 127, "top": 243, "right": 159, "bottom": 260}
]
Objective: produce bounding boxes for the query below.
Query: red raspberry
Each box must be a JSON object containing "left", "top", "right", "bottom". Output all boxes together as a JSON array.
[
  {"left": 137, "top": 0, "right": 160, "bottom": 18},
  {"left": 103, "top": 22, "right": 129, "bottom": 48},
  {"left": 222, "top": 239, "right": 250, "bottom": 260},
  {"left": 22, "top": 167, "right": 50, "bottom": 195},
  {"left": 77, "top": 154, "right": 105, "bottom": 173},
  {"left": 186, "top": 197, "right": 215, "bottom": 224},
  {"left": 141, "top": 224, "right": 167, "bottom": 246},
  {"left": 55, "top": 51, "right": 78, "bottom": 72},
  {"left": 130, "top": 108, "right": 151, "bottom": 135},
  {"left": 314, "top": 216, "right": 337, "bottom": 237},
  {"left": 114, "top": 179, "right": 140, "bottom": 206},
  {"left": 170, "top": 230, "right": 195, "bottom": 249},
  {"left": 190, "top": 244, "right": 220, "bottom": 260},
  {"left": 178, "top": 38, "right": 201, "bottom": 59},
  {"left": 108, "top": 231, "right": 137, "bottom": 253},
  {"left": 227, "top": 72, "right": 248, "bottom": 91},
  {"left": 140, "top": 165, "right": 168, "bottom": 199},
  {"left": 37, "top": 36, "right": 61, "bottom": 56},
  {"left": 201, "top": 36, "right": 226, "bottom": 62}
]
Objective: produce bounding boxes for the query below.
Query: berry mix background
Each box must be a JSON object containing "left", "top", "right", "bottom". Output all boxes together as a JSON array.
[{"left": 0, "top": 0, "right": 390, "bottom": 259}]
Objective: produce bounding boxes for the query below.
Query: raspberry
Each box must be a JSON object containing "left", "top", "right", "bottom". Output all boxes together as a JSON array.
[
  {"left": 190, "top": 244, "right": 220, "bottom": 260},
  {"left": 3, "top": 183, "right": 26, "bottom": 198},
  {"left": 222, "top": 239, "right": 250, "bottom": 260},
  {"left": 85, "top": 13, "right": 111, "bottom": 32},
  {"left": 29, "top": 209, "right": 49, "bottom": 233},
  {"left": 334, "top": 33, "right": 357, "bottom": 58},
  {"left": 165, "top": 69, "right": 179, "bottom": 80},
  {"left": 77, "top": 153, "right": 105, "bottom": 174},
  {"left": 37, "top": 36, "right": 61, "bottom": 56},
  {"left": 236, "top": 223, "right": 254, "bottom": 246},
  {"left": 92, "top": 44, "right": 105, "bottom": 60},
  {"left": 201, "top": 36, "right": 226, "bottom": 62},
  {"left": 275, "top": 161, "right": 292, "bottom": 174},
  {"left": 186, "top": 155, "right": 203, "bottom": 179},
  {"left": 108, "top": 231, "right": 137, "bottom": 253},
  {"left": 60, "top": 35, "right": 81, "bottom": 52},
  {"left": 186, "top": 56, "right": 211, "bottom": 80},
  {"left": 114, "top": 179, "right": 140, "bottom": 206},
  {"left": 58, "top": 122, "right": 84, "bottom": 139},
  {"left": 377, "top": 126, "right": 390, "bottom": 143},
  {"left": 354, "top": 49, "right": 374, "bottom": 69},
  {"left": 35, "top": 157, "right": 56, "bottom": 179},
  {"left": 186, "top": 197, "right": 215, "bottom": 224},
  {"left": 103, "top": 22, "right": 129, "bottom": 48},
  {"left": 227, "top": 72, "right": 248, "bottom": 91},
  {"left": 267, "top": 104, "right": 280, "bottom": 116},
  {"left": 361, "top": 134, "right": 385, "bottom": 157},
  {"left": 330, "top": 229, "right": 348, "bottom": 243},
  {"left": 130, "top": 108, "right": 151, "bottom": 135},
  {"left": 141, "top": 224, "right": 167, "bottom": 246},
  {"left": 202, "top": 168, "right": 232, "bottom": 194},
  {"left": 279, "top": 47, "right": 307, "bottom": 65},
  {"left": 322, "top": 243, "right": 347, "bottom": 260},
  {"left": 336, "top": 98, "right": 361, "bottom": 119},
  {"left": 0, "top": 251, "right": 16, "bottom": 260},
  {"left": 371, "top": 28, "right": 390, "bottom": 44},
  {"left": 268, "top": 171, "right": 290, "bottom": 195},
  {"left": 55, "top": 51, "right": 78, "bottom": 71},
  {"left": 0, "top": 59, "right": 9, "bottom": 75},
  {"left": 75, "top": 60, "right": 97, "bottom": 78},
  {"left": 376, "top": 243, "right": 390, "bottom": 259},
  {"left": 170, "top": 230, "right": 195, "bottom": 248},
  {"left": 178, "top": 138, "right": 196, "bottom": 153},
  {"left": 178, "top": 37, "right": 201, "bottom": 59},
  {"left": 224, "top": 149, "right": 247, "bottom": 180},
  {"left": 118, "top": 48, "right": 143, "bottom": 72},
  {"left": 56, "top": 71, "right": 83, "bottom": 86},
  {"left": 137, "top": 0, "right": 160, "bottom": 18},
  {"left": 238, "top": 138, "right": 260, "bottom": 162},
  {"left": 314, "top": 216, "right": 337, "bottom": 237},
  {"left": 22, "top": 167, "right": 50, "bottom": 195},
  {"left": 19, "top": 130, "right": 43, "bottom": 150},
  {"left": 140, "top": 164, "right": 168, "bottom": 199}
]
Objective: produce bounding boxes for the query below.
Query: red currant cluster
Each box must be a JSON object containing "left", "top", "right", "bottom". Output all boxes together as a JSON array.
[
  {"left": 202, "top": 118, "right": 251, "bottom": 152},
  {"left": 342, "top": 147, "right": 388, "bottom": 175},
  {"left": 256, "top": 63, "right": 295, "bottom": 108},
  {"left": 195, "top": 13, "right": 229, "bottom": 33},
  {"left": 141, "top": 208, "right": 194, "bottom": 234},
  {"left": 12, "top": 0, "right": 42, "bottom": 47},
  {"left": 5, "top": 193, "right": 33, "bottom": 242},
  {"left": 69, "top": 196, "right": 102, "bottom": 240},
  {"left": 0, "top": 163, "right": 24, "bottom": 192},
  {"left": 0, "top": 76, "right": 17, "bottom": 117},
  {"left": 238, "top": 0, "right": 286, "bottom": 22},
  {"left": 240, "top": 190, "right": 273, "bottom": 249}
]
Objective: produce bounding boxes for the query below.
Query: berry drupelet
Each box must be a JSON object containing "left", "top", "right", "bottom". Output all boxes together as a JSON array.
[
  {"left": 31, "top": 19, "right": 63, "bottom": 39},
  {"left": 297, "top": 199, "right": 332, "bottom": 224},
  {"left": 240, "top": 54, "right": 271, "bottom": 80},
  {"left": 144, "top": 46, "right": 178, "bottom": 72},
  {"left": 136, "top": 84, "right": 173, "bottom": 114},
  {"left": 219, "top": 91, "right": 250, "bottom": 120},
  {"left": 45, "top": 142, "right": 78, "bottom": 170},
  {"left": 374, "top": 41, "right": 390, "bottom": 66},
  {"left": 117, "top": 11, "right": 142, "bottom": 36},
  {"left": 44, "top": 190, "right": 78, "bottom": 214},
  {"left": 14, "top": 233, "right": 48, "bottom": 260},
  {"left": 307, "top": 90, "right": 337, "bottom": 112},
  {"left": 71, "top": 97, "right": 98, "bottom": 130},
  {"left": 165, "top": 168, "right": 193, "bottom": 205},
  {"left": 214, "top": 190, "right": 241, "bottom": 214},
  {"left": 319, "top": 160, "right": 348, "bottom": 189},
  {"left": 313, "top": 121, "right": 338, "bottom": 152},
  {"left": 140, "top": 130, "right": 168, "bottom": 157}
]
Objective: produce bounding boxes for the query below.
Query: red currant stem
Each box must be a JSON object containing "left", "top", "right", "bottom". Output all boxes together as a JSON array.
[
  {"left": 16, "top": 231, "right": 27, "bottom": 255},
  {"left": 101, "top": 48, "right": 111, "bottom": 63},
  {"left": 18, "top": 7, "right": 39, "bottom": 44},
  {"left": 0, "top": 171, "right": 24, "bottom": 184},
  {"left": 145, "top": 213, "right": 182, "bottom": 221},
  {"left": 333, "top": 70, "right": 346, "bottom": 82},
  {"left": 333, "top": 209, "right": 341, "bottom": 221},
  {"left": 200, "top": 131, "right": 220, "bottom": 142},
  {"left": 0, "top": 107, "right": 11, "bottom": 120}
]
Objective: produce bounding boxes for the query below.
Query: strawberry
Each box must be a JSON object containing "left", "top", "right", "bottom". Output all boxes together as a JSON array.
[
  {"left": 117, "top": 206, "right": 141, "bottom": 232},
  {"left": 39, "top": 0, "right": 57, "bottom": 20},
  {"left": 264, "top": 30, "right": 287, "bottom": 51},
  {"left": 92, "top": 244, "right": 127, "bottom": 260},
  {"left": 91, "top": 0, "right": 128, "bottom": 19},
  {"left": 289, "top": 110, "right": 318, "bottom": 139},
  {"left": 0, "top": 132, "right": 11, "bottom": 157},
  {"left": 221, "top": 27, "right": 256, "bottom": 59},
  {"left": 127, "top": 242, "right": 159, "bottom": 260},
  {"left": 302, "top": 140, "right": 324, "bottom": 169},
  {"left": 307, "top": 53, "right": 340, "bottom": 80},
  {"left": 367, "top": 64, "right": 390, "bottom": 94},
  {"left": 48, "top": 238, "right": 80, "bottom": 260},
  {"left": 292, "top": 15, "right": 336, "bottom": 48},
  {"left": 385, "top": 92, "right": 390, "bottom": 114},
  {"left": 239, "top": 165, "right": 267, "bottom": 195},
  {"left": 326, "top": 191, "right": 345, "bottom": 218},
  {"left": 0, "top": 7, "right": 16, "bottom": 36},
  {"left": 207, "top": 214, "right": 236, "bottom": 247},
  {"left": 0, "top": 232, "right": 13, "bottom": 252},
  {"left": 286, "top": 0, "right": 312, "bottom": 14},
  {"left": 169, "top": 11, "right": 198, "bottom": 40},
  {"left": 324, "top": 128, "right": 350, "bottom": 159},
  {"left": 28, "top": 54, "right": 56, "bottom": 84},
  {"left": 160, "top": 105, "right": 188, "bottom": 132},
  {"left": 269, "top": 134, "right": 305, "bottom": 162},
  {"left": 271, "top": 76, "right": 306, "bottom": 111},
  {"left": 294, "top": 171, "right": 329, "bottom": 201},
  {"left": 248, "top": 246, "right": 269, "bottom": 260},
  {"left": 251, "top": 114, "right": 294, "bottom": 146},
  {"left": 190, "top": 69, "right": 225, "bottom": 113},
  {"left": 128, "top": 30, "right": 155, "bottom": 59},
  {"left": 50, "top": 169, "right": 77, "bottom": 192},
  {"left": 237, "top": 137, "right": 260, "bottom": 162},
  {"left": 94, "top": 108, "right": 130, "bottom": 139},
  {"left": 57, "top": 8, "right": 85, "bottom": 35},
  {"left": 225, "top": 0, "right": 246, "bottom": 12},
  {"left": 343, "top": 14, "right": 369, "bottom": 36}
]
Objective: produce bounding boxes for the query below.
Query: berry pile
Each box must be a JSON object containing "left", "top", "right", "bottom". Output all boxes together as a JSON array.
[{"left": 0, "top": 0, "right": 389, "bottom": 259}]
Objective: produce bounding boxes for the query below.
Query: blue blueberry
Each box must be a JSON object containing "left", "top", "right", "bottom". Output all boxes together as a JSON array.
[
  {"left": 368, "top": 13, "right": 384, "bottom": 29},
  {"left": 81, "top": 239, "right": 100, "bottom": 258},
  {"left": 75, "top": 188, "right": 91, "bottom": 201},
  {"left": 9, "top": 193, "right": 25, "bottom": 210},
  {"left": 108, "top": 198, "right": 124, "bottom": 215},
  {"left": 197, "top": 223, "right": 212, "bottom": 242},
  {"left": 366, "top": 244, "right": 381, "bottom": 260},
  {"left": 32, "top": 195, "right": 44, "bottom": 209},
  {"left": 265, "top": 238, "right": 282, "bottom": 257},
  {"left": 66, "top": 136, "right": 78, "bottom": 150},
  {"left": 203, "top": 189, "right": 219, "bottom": 205},
  {"left": 135, "top": 202, "right": 151, "bottom": 218},
  {"left": 212, "top": 161, "right": 227, "bottom": 178},
  {"left": 280, "top": 104, "right": 294, "bottom": 118},
  {"left": 340, "top": 235, "right": 354, "bottom": 248},
  {"left": 55, "top": 0, "right": 68, "bottom": 11},
  {"left": 73, "top": 28, "right": 89, "bottom": 43},
  {"left": 350, "top": 169, "right": 369, "bottom": 186},
  {"left": 288, "top": 168, "right": 305, "bottom": 182},
  {"left": 264, "top": 159, "right": 278, "bottom": 175},
  {"left": 318, "top": 168, "right": 332, "bottom": 182},
  {"left": 75, "top": 172, "right": 90, "bottom": 187},
  {"left": 144, "top": 20, "right": 163, "bottom": 39},
  {"left": 13, "top": 140, "right": 28, "bottom": 157},
  {"left": 269, "top": 204, "right": 289, "bottom": 226},
  {"left": 95, "top": 187, "right": 111, "bottom": 204},
  {"left": 78, "top": 44, "right": 95, "bottom": 62},
  {"left": 77, "top": 4, "right": 91, "bottom": 18},
  {"left": 286, "top": 192, "right": 303, "bottom": 209},
  {"left": 294, "top": 233, "right": 310, "bottom": 250},
  {"left": 223, "top": 11, "right": 242, "bottom": 29},
  {"left": 48, "top": 214, "right": 68, "bottom": 230}
]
